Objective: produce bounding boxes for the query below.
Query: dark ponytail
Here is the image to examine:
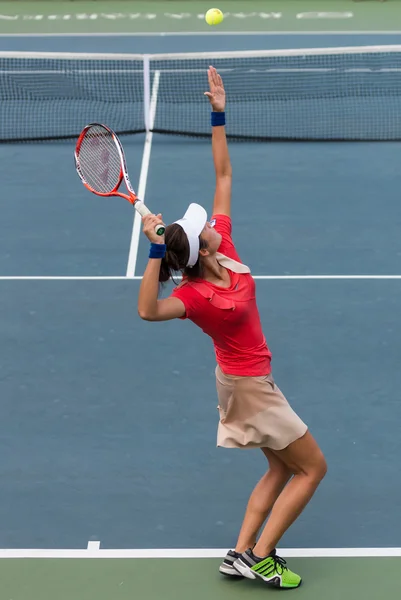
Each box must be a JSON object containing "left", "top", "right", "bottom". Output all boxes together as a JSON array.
[{"left": 159, "top": 223, "right": 208, "bottom": 285}]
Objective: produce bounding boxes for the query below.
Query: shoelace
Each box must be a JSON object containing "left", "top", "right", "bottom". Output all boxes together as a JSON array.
[{"left": 271, "top": 553, "right": 288, "bottom": 575}]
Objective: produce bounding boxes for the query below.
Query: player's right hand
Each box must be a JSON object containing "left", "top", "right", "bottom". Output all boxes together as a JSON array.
[{"left": 142, "top": 213, "right": 165, "bottom": 244}]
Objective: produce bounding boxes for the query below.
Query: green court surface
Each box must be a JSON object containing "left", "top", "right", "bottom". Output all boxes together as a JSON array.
[
  {"left": 2, "top": 557, "right": 401, "bottom": 600},
  {"left": 0, "top": 0, "right": 399, "bottom": 34}
]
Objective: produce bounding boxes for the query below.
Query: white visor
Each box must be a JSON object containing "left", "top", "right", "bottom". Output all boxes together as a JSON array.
[{"left": 174, "top": 203, "right": 208, "bottom": 268}]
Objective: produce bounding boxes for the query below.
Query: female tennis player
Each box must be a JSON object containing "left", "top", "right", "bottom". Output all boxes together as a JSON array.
[{"left": 137, "top": 66, "right": 327, "bottom": 589}]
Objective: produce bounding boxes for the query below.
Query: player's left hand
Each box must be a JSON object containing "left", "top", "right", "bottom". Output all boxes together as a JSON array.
[{"left": 204, "top": 66, "right": 226, "bottom": 112}]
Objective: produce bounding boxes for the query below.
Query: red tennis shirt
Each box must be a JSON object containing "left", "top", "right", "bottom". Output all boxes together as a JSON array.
[{"left": 171, "top": 214, "right": 272, "bottom": 376}]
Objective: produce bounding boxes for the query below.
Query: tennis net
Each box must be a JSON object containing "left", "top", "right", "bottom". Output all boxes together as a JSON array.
[{"left": 1, "top": 46, "right": 401, "bottom": 143}]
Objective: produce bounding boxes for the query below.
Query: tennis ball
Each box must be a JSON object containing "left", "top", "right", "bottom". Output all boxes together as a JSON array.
[{"left": 205, "top": 8, "right": 224, "bottom": 26}]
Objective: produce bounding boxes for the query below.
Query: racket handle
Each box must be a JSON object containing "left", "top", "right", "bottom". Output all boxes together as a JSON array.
[{"left": 134, "top": 200, "right": 165, "bottom": 236}]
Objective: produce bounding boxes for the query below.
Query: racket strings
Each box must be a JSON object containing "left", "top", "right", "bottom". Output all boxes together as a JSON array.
[{"left": 78, "top": 125, "right": 122, "bottom": 194}]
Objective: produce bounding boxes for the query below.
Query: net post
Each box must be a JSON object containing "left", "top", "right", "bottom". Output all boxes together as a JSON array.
[{"left": 143, "top": 54, "right": 151, "bottom": 133}]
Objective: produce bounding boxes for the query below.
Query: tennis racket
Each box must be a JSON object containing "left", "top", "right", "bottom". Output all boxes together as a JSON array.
[{"left": 74, "top": 123, "right": 165, "bottom": 236}]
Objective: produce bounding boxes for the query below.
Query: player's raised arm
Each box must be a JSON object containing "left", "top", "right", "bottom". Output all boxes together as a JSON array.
[{"left": 204, "top": 66, "right": 232, "bottom": 217}]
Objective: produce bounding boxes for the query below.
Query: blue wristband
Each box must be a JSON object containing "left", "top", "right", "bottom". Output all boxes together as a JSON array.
[
  {"left": 149, "top": 243, "right": 166, "bottom": 259},
  {"left": 211, "top": 111, "right": 226, "bottom": 127}
]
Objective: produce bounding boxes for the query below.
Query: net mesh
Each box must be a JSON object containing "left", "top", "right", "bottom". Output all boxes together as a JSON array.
[
  {"left": 1, "top": 47, "right": 401, "bottom": 143},
  {"left": 0, "top": 54, "right": 144, "bottom": 142},
  {"left": 150, "top": 49, "right": 401, "bottom": 141}
]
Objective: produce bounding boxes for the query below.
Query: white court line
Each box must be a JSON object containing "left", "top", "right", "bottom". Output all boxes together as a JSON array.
[
  {"left": 0, "top": 276, "right": 128, "bottom": 280},
  {"left": 126, "top": 70, "right": 160, "bottom": 278},
  {"left": 0, "top": 31, "right": 400, "bottom": 37},
  {"left": 1, "top": 275, "right": 401, "bottom": 281},
  {"left": 248, "top": 275, "right": 401, "bottom": 280},
  {"left": 0, "top": 547, "right": 400, "bottom": 559}
]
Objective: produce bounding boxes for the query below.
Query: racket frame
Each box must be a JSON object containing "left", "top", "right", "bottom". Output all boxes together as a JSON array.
[{"left": 75, "top": 123, "right": 165, "bottom": 236}]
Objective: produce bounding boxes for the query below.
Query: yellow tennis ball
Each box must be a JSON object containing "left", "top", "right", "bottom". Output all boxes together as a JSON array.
[{"left": 205, "top": 8, "right": 224, "bottom": 26}]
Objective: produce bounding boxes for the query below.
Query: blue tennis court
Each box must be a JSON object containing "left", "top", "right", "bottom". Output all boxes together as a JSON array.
[{"left": 1, "top": 25, "right": 401, "bottom": 600}]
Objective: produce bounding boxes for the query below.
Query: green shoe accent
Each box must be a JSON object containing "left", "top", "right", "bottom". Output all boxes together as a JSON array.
[
  {"left": 233, "top": 548, "right": 302, "bottom": 588},
  {"left": 252, "top": 553, "right": 301, "bottom": 588}
]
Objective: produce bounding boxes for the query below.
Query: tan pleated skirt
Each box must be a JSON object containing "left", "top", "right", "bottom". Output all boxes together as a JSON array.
[{"left": 215, "top": 365, "right": 308, "bottom": 450}]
